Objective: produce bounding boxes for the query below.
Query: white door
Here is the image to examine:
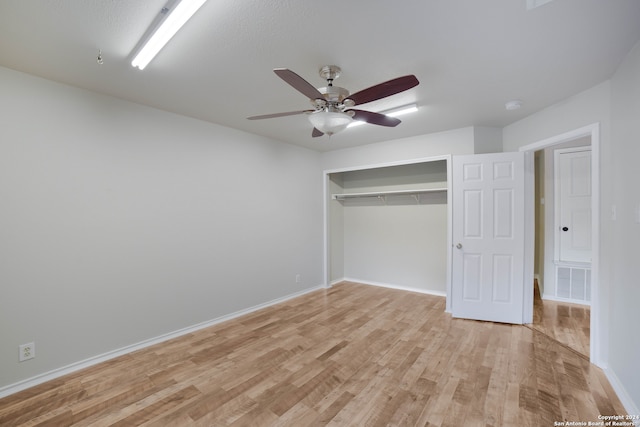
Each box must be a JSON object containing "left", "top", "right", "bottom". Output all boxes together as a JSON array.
[
  {"left": 451, "top": 152, "right": 527, "bottom": 324},
  {"left": 555, "top": 148, "right": 592, "bottom": 263}
]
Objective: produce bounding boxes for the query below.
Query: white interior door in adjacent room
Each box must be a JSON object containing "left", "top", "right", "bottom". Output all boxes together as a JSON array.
[
  {"left": 555, "top": 147, "right": 592, "bottom": 264},
  {"left": 451, "top": 151, "right": 531, "bottom": 324}
]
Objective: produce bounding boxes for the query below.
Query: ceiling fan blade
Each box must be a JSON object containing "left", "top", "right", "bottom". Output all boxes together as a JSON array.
[
  {"left": 274, "top": 68, "right": 324, "bottom": 100},
  {"left": 312, "top": 127, "right": 324, "bottom": 137},
  {"left": 247, "top": 110, "right": 311, "bottom": 120},
  {"left": 348, "top": 109, "right": 401, "bottom": 127},
  {"left": 345, "top": 75, "right": 419, "bottom": 106}
]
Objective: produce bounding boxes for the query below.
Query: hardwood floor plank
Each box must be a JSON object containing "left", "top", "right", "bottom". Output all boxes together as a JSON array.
[
  {"left": 108, "top": 385, "right": 201, "bottom": 427},
  {"left": 69, "top": 377, "right": 172, "bottom": 426},
  {"left": 420, "top": 372, "right": 460, "bottom": 426},
  {"left": 0, "top": 282, "right": 625, "bottom": 426},
  {"left": 311, "top": 390, "right": 355, "bottom": 425},
  {"left": 530, "top": 280, "right": 590, "bottom": 358},
  {"left": 30, "top": 408, "right": 74, "bottom": 427},
  {"left": 0, "top": 383, "right": 85, "bottom": 426},
  {"left": 196, "top": 395, "right": 257, "bottom": 427}
]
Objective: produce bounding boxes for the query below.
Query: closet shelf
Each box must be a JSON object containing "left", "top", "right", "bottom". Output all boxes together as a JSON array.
[{"left": 332, "top": 187, "right": 447, "bottom": 201}]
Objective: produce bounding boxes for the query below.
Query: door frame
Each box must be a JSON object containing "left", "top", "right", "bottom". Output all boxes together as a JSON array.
[{"left": 518, "top": 123, "right": 600, "bottom": 366}]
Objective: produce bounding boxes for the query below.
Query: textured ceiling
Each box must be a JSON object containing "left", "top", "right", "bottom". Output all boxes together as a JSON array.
[{"left": 1, "top": 0, "right": 640, "bottom": 152}]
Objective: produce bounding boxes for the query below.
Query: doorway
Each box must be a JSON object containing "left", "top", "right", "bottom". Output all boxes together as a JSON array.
[{"left": 519, "top": 123, "right": 600, "bottom": 365}]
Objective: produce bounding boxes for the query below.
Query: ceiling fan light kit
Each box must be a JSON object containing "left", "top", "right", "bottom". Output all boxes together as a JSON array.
[
  {"left": 248, "top": 65, "right": 419, "bottom": 138},
  {"left": 131, "top": 0, "right": 208, "bottom": 70},
  {"left": 308, "top": 110, "right": 353, "bottom": 136},
  {"left": 306, "top": 66, "right": 353, "bottom": 135}
]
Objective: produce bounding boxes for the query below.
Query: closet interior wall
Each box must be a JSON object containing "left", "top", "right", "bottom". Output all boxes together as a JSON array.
[{"left": 328, "top": 160, "right": 448, "bottom": 295}]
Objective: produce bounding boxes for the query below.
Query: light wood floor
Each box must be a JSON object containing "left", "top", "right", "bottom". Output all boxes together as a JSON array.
[
  {"left": 0, "top": 281, "right": 623, "bottom": 426},
  {"left": 528, "top": 281, "right": 591, "bottom": 358}
]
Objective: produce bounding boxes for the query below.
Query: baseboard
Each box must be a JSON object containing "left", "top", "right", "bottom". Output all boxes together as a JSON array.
[
  {"left": 0, "top": 284, "right": 326, "bottom": 399},
  {"left": 340, "top": 277, "right": 447, "bottom": 298},
  {"left": 603, "top": 366, "right": 640, "bottom": 426},
  {"left": 541, "top": 292, "right": 591, "bottom": 306},
  {"left": 329, "top": 278, "right": 344, "bottom": 287}
]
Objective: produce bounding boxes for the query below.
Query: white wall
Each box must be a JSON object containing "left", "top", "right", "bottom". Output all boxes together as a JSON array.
[
  {"left": 342, "top": 200, "right": 447, "bottom": 293},
  {"left": 0, "top": 66, "right": 324, "bottom": 391},
  {"left": 473, "top": 126, "right": 503, "bottom": 154},
  {"left": 321, "top": 127, "right": 475, "bottom": 171},
  {"left": 608, "top": 40, "right": 640, "bottom": 412},
  {"left": 503, "top": 41, "right": 640, "bottom": 413},
  {"left": 503, "top": 81, "right": 611, "bottom": 151}
]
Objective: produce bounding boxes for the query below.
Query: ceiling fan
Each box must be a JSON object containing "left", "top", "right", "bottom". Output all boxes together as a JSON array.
[{"left": 247, "top": 65, "right": 419, "bottom": 137}]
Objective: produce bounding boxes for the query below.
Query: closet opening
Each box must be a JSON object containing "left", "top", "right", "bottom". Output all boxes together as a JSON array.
[{"left": 324, "top": 157, "right": 451, "bottom": 301}]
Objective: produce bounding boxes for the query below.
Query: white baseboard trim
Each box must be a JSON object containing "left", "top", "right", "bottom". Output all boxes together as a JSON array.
[
  {"left": 340, "top": 277, "right": 447, "bottom": 298},
  {"left": 0, "top": 284, "right": 326, "bottom": 399},
  {"left": 329, "top": 278, "right": 344, "bottom": 287},
  {"left": 603, "top": 366, "right": 640, "bottom": 426},
  {"left": 541, "top": 293, "right": 591, "bottom": 306}
]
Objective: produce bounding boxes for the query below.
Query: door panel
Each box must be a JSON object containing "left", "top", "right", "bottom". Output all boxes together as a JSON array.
[
  {"left": 556, "top": 149, "right": 592, "bottom": 263},
  {"left": 494, "top": 189, "right": 513, "bottom": 238},
  {"left": 462, "top": 253, "right": 482, "bottom": 301},
  {"left": 452, "top": 152, "right": 526, "bottom": 324},
  {"left": 464, "top": 190, "right": 482, "bottom": 238},
  {"left": 492, "top": 254, "right": 513, "bottom": 302}
]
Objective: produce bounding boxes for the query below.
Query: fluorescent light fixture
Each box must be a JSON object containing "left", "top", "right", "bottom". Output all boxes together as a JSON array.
[
  {"left": 526, "top": 0, "right": 555, "bottom": 10},
  {"left": 131, "top": 0, "right": 208, "bottom": 70},
  {"left": 386, "top": 104, "right": 419, "bottom": 117},
  {"left": 348, "top": 104, "right": 419, "bottom": 128}
]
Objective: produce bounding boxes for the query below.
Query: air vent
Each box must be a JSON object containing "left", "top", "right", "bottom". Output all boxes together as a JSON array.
[{"left": 556, "top": 265, "right": 591, "bottom": 302}]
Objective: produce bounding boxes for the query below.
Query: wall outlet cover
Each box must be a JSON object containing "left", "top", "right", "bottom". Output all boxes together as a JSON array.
[{"left": 19, "top": 342, "right": 35, "bottom": 362}]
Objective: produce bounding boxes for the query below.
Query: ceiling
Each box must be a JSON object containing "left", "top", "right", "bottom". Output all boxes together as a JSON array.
[{"left": 1, "top": 0, "right": 639, "bottom": 152}]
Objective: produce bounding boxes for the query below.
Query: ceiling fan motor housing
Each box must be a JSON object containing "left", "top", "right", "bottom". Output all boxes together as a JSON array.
[
  {"left": 314, "top": 85, "right": 350, "bottom": 107},
  {"left": 313, "top": 65, "right": 355, "bottom": 111}
]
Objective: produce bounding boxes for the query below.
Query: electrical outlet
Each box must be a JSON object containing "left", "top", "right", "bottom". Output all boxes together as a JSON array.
[
  {"left": 295, "top": 274, "right": 301, "bottom": 283},
  {"left": 19, "top": 342, "right": 35, "bottom": 362}
]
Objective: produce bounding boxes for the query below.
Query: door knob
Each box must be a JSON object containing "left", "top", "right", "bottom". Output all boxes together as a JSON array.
[
  {"left": 456, "top": 243, "right": 463, "bottom": 249},
  {"left": 562, "top": 226, "right": 569, "bottom": 232}
]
